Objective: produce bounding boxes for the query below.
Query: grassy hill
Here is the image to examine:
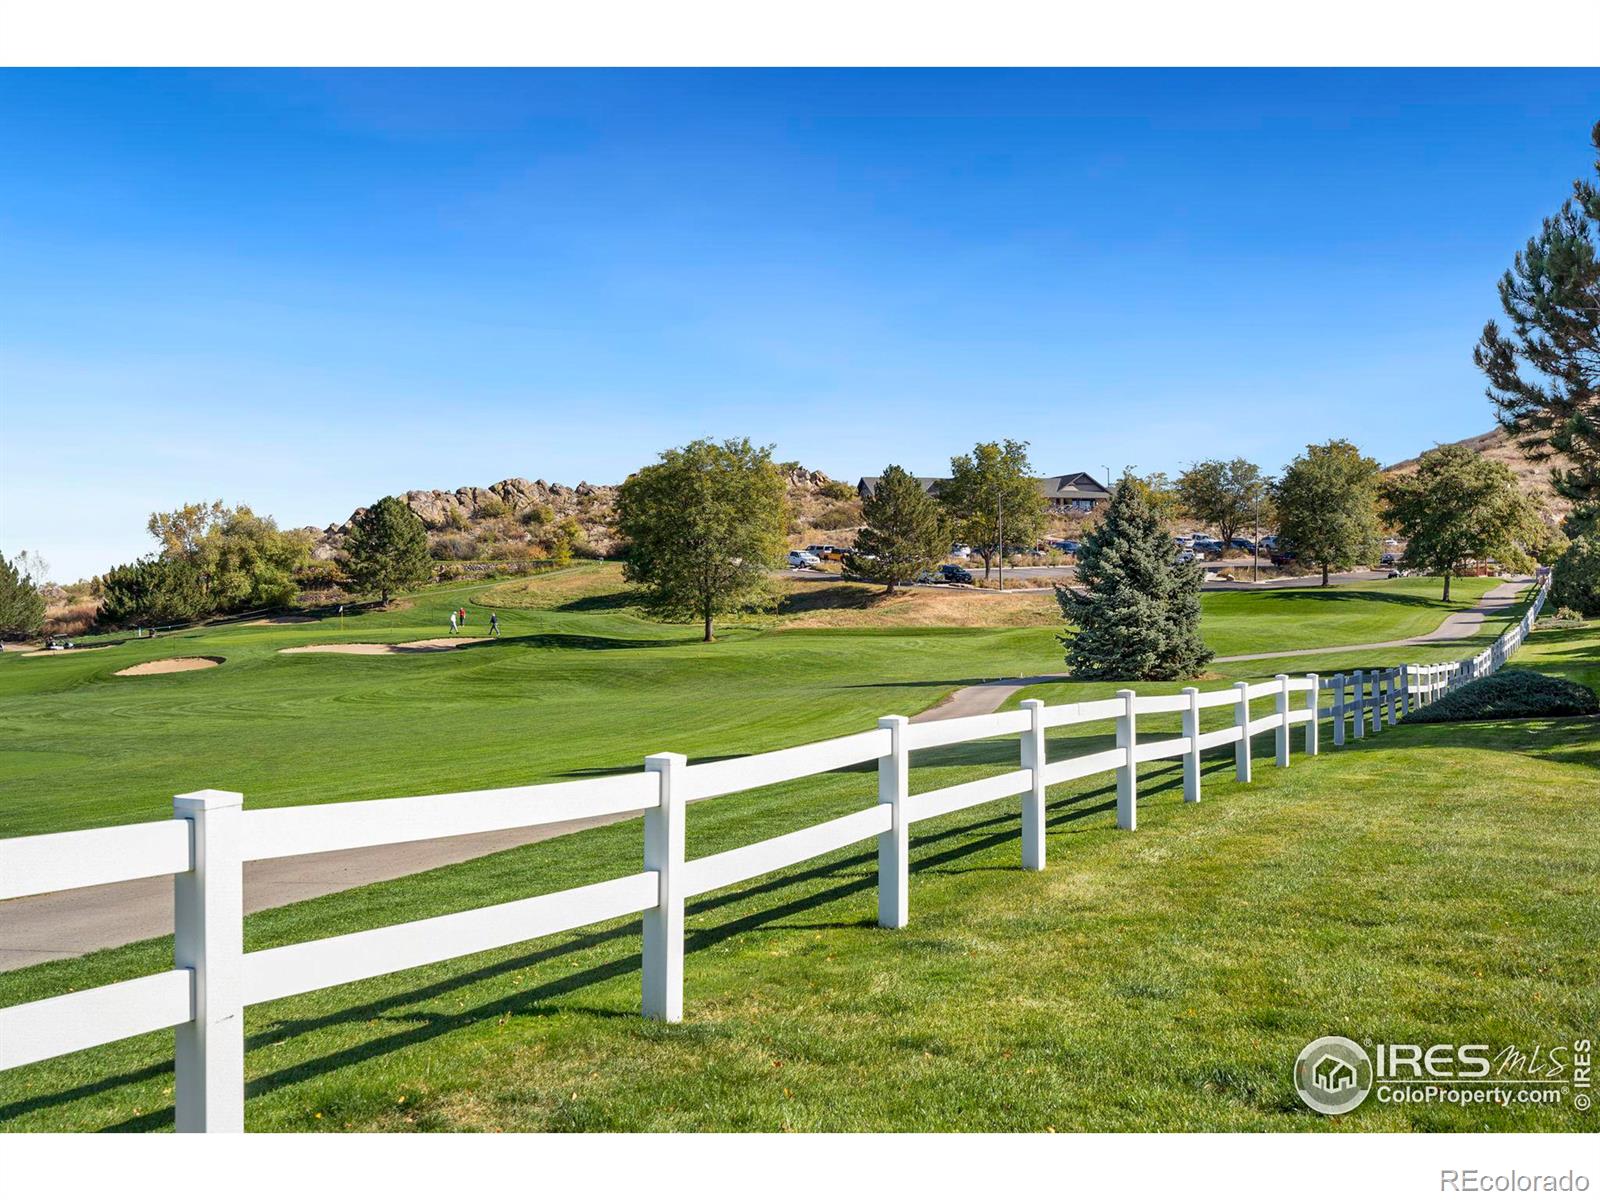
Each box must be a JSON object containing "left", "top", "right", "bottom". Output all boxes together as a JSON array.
[{"left": 1385, "top": 426, "right": 1577, "bottom": 528}]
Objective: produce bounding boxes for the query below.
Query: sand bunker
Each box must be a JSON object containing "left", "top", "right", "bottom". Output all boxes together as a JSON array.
[
  {"left": 243, "top": 615, "right": 318, "bottom": 626},
  {"left": 115, "top": 656, "right": 225, "bottom": 677},
  {"left": 280, "top": 638, "right": 491, "bottom": 656},
  {"left": 19, "top": 645, "right": 107, "bottom": 658}
]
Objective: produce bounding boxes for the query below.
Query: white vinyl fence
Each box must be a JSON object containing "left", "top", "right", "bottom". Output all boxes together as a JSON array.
[{"left": 0, "top": 576, "right": 1550, "bottom": 1131}]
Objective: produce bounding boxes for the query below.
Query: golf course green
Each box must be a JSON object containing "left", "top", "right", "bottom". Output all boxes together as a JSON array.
[{"left": 4, "top": 567, "right": 1594, "bottom": 1134}]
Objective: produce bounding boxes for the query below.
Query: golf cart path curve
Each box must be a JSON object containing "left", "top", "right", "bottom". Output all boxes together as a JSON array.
[
  {"left": 908, "top": 578, "right": 1530, "bottom": 725},
  {"left": 0, "top": 579, "right": 1529, "bottom": 971}
]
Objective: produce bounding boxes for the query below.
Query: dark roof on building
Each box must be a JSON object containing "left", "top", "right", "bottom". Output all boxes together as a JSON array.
[
  {"left": 1037, "top": 472, "right": 1111, "bottom": 501},
  {"left": 857, "top": 473, "right": 1110, "bottom": 501}
]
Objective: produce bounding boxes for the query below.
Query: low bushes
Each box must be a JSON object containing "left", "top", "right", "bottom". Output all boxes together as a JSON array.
[{"left": 1404, "top": 668, "right": 1598, "bottom": 724}]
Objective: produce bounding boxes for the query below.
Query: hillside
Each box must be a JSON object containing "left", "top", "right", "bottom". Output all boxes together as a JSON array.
[
  {"left": 313, "top": 464, "right": 860, "bottom": 564},
  {"left": 1385, "top": 426, "right": 1576, "bottom": 527}
]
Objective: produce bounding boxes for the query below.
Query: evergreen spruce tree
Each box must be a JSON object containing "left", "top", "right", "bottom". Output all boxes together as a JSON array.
[
  {"left": 851, "top": 465, "right": 950, "bottom": 593},
  {"left": 344, "top": 495, "right": 433, "bottom": 604},
  {"left": 1057, "top": 476, "right": 1211, "bottom": 680}
]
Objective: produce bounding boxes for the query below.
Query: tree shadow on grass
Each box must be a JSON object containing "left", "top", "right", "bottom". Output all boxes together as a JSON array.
[
  {"left": 456, "top": 631, "right": 689, "bottom": 652},
  {"left": 31, "top": 762, "right": 1204, "bottom": 1131}
]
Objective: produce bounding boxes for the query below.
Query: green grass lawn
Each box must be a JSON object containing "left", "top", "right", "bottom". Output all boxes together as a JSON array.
[
  {"left": 0, "top": 583, "right": 1589, "bottom": 1133},
  {"left": 0, "top": 568, "right": 1510, "bottom": 837}
]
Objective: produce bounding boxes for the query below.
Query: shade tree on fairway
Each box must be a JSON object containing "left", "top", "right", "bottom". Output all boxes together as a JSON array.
[
  {"left": 1057, "top": 475, "right": 1211, "bottom": 680},
  {"left": 940, "top": 440, "right": 1049, "bottom": 580},
  {"left": 615, "top": 437, "right": 789, "bottom": 642},
  {"left": 1175, "top": 457, "right": 1269, "bottom": 554},
  {"left": 850, "top": 464, "right": 951, "bottom": 594},
  {"left": 343, "top": 496, "right": 433, "bottom": 605},
  {"left": 1475, "top": 119, "right": 1600, "bottom": 514},
  {"left": 0, "top": 552, "right": 46, "bottom": 637},
  {"left": 1381, "top": 444, "right": 1544, "bottom": 602},
  {"left": 1271, "top": 440, "right": 1384, "bottom": 586}
]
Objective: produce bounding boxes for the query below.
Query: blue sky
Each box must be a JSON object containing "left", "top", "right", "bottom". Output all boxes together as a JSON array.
[{"left": 2, "top": 68, "right": 1597, "bottom": 580}]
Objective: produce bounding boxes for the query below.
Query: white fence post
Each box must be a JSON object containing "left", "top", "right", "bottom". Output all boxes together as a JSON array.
[
  {"left": 1233, "top": 682, "right": 1252, "bottom": 782},
  {"left": 1304, "top": 673, "right": 1320, "bottom": 756},
  {"left": 1372, "top": 671, "right": 1386, "bottom": 732},
  {"left": 1274, "top": 674, "right": 1291, "bottom": 767},
  {"left": 877, "top": 715, "right": 910, "bottom": 929},
  {"left": 173, "top": 789, "right": 244, "bottom": 1134},
  {"left": 1402, "top": 664, "right": 1415, "bottom": 719},
  {"left": 1332, "top": 673, "right": 1346, "bottom": 747},
  {"left": 1020, "top": 699, "right": 1046, "bottom": 871},
  {"left": 1115, "top": 689, "right": 1137, "bottom": 831},
  {"left": 1352, "top": 670, "right": 1366, "bottom": 740},
  {"left": 642, "top": 752, "right": 686, "bottom": 1022},
  {"left": 1181, "top": 685, "right": 1201, "bottom": 803},
  {"left": 1387, "top": 668, "right": 1400, "bottom": 725}
]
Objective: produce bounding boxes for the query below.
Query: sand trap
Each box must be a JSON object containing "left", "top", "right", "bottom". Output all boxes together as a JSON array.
[
  {"left": 19, "top": 645, "right": 107, "bottom": 658},
  {"left": 115, "top": 656, "right": 225, "bottom": 677},
  {"left": 280, "top": 638, "right": 491, "bottom": 656},
  {"left": 244, "top": 615, "right": 318, "bottom": 626}
]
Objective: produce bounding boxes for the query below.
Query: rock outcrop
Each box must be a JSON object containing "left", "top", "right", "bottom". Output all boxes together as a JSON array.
[{"left": 315, "top": 465, "right": 854, "bottom": 562}]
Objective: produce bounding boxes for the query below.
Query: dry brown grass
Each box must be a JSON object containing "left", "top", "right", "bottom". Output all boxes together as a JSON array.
[
  {"left": 1386, "top": 426, "right": 1577, "bottom": 527},
  {"left": 476, "top": 562, "right": 634, "bottom": 610},
  {"left": 776, "top": 579, "right": 1058, "bottom": 628},
  {"left": 42, "top": 599, "right": 100, "bottom": 638}
]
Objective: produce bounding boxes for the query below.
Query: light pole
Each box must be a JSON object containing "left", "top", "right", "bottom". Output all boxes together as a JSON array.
[
  {"left": 997, "top": 483, "right": 1004, "bottom": 592},
  {"left": 1253, "top": 493, "right": 1261, "bottom": 584}
]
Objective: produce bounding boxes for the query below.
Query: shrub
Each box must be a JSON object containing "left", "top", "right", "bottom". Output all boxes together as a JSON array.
[
  {"left": 475, "top": 495, "right": 511, "bottom": 519},
  {"left": 1403, "top": 669, "right": 1598, "bottom": 724},
  {"left": 520, "top": 502, "right": 554, "bottom": 529},
  {"left": 820, "top": 480, "right": 857, "bottom": 501},
  {"left": 1550, "top": 535, "right": 1600, "bottom": 617}
]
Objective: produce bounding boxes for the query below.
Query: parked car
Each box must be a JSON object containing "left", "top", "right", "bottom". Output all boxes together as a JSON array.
[
  {"left": 939, "top": 563, "right": 974, "bottom": 584},
  {"left": 1258, "top": 534, "right": 1278, "bottom": 550},
  {"left": 1229, "top": 538, "right": 1256, "bottom": 555},
  {"left": 1050, "top": 538, "right": 1082, "bottom": 555},
  {"left": 1270, "top": 550, "right": 1297, "bottom": 567},
  {"left": 805, "top": 544, "right": 847, "bottom": 562},
  {"left": 787, "top": 550, "right": 821, "bottom": 569},
  {"left": 949, "top": 543, "right": 973, "bottom": 559},
  {"left": 1380, "top": 552, "right": 1399, "bottom": 566},
  {"left": 1176, "top": 549, "right": 1198, "bottom": 565}
]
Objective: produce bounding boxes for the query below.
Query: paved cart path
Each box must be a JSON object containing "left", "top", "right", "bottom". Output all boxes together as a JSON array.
[
  {"left": 908, "top": 579, "right": 1530, "bottom": 724},
  {"left": 0, "top": 580, "right": 1529, "bottom": 971}
]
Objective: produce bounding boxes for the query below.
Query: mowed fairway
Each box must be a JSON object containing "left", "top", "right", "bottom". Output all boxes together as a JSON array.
[
  {"left": 0, "top": 614, "right": 1593, "bottom": 1132},
  {"left": 0, "top": 566, "right": 1506, "bottom": 837}
]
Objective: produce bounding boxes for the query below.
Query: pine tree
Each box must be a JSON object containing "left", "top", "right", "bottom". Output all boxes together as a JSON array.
[
  {"left": 344, "top": 496, "right": 433, "bottom": 604},
  {"left": 851, "top": 465, "right": 950, "bottom": 594},
  {"left": 1057, "top": 477, "right": 1211, "bottom": 680},
  {"left": 1474, "top": 119, "right": 1600, "bottom": 515}
]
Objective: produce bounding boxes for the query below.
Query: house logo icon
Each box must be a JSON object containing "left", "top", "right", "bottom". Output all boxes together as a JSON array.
[{"left": 1294, "top": 1036, "right": 1373, "bottom": 1115}]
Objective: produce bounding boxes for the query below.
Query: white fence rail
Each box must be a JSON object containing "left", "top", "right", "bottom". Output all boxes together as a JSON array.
[{"left": 0, "top": 576, "right": 1549, "bottom": 1130}]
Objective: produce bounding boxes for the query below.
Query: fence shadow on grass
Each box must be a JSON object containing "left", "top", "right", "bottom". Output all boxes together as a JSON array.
[{"left": 40, "top": 757, "right": 1226, "bottom": 1132}]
